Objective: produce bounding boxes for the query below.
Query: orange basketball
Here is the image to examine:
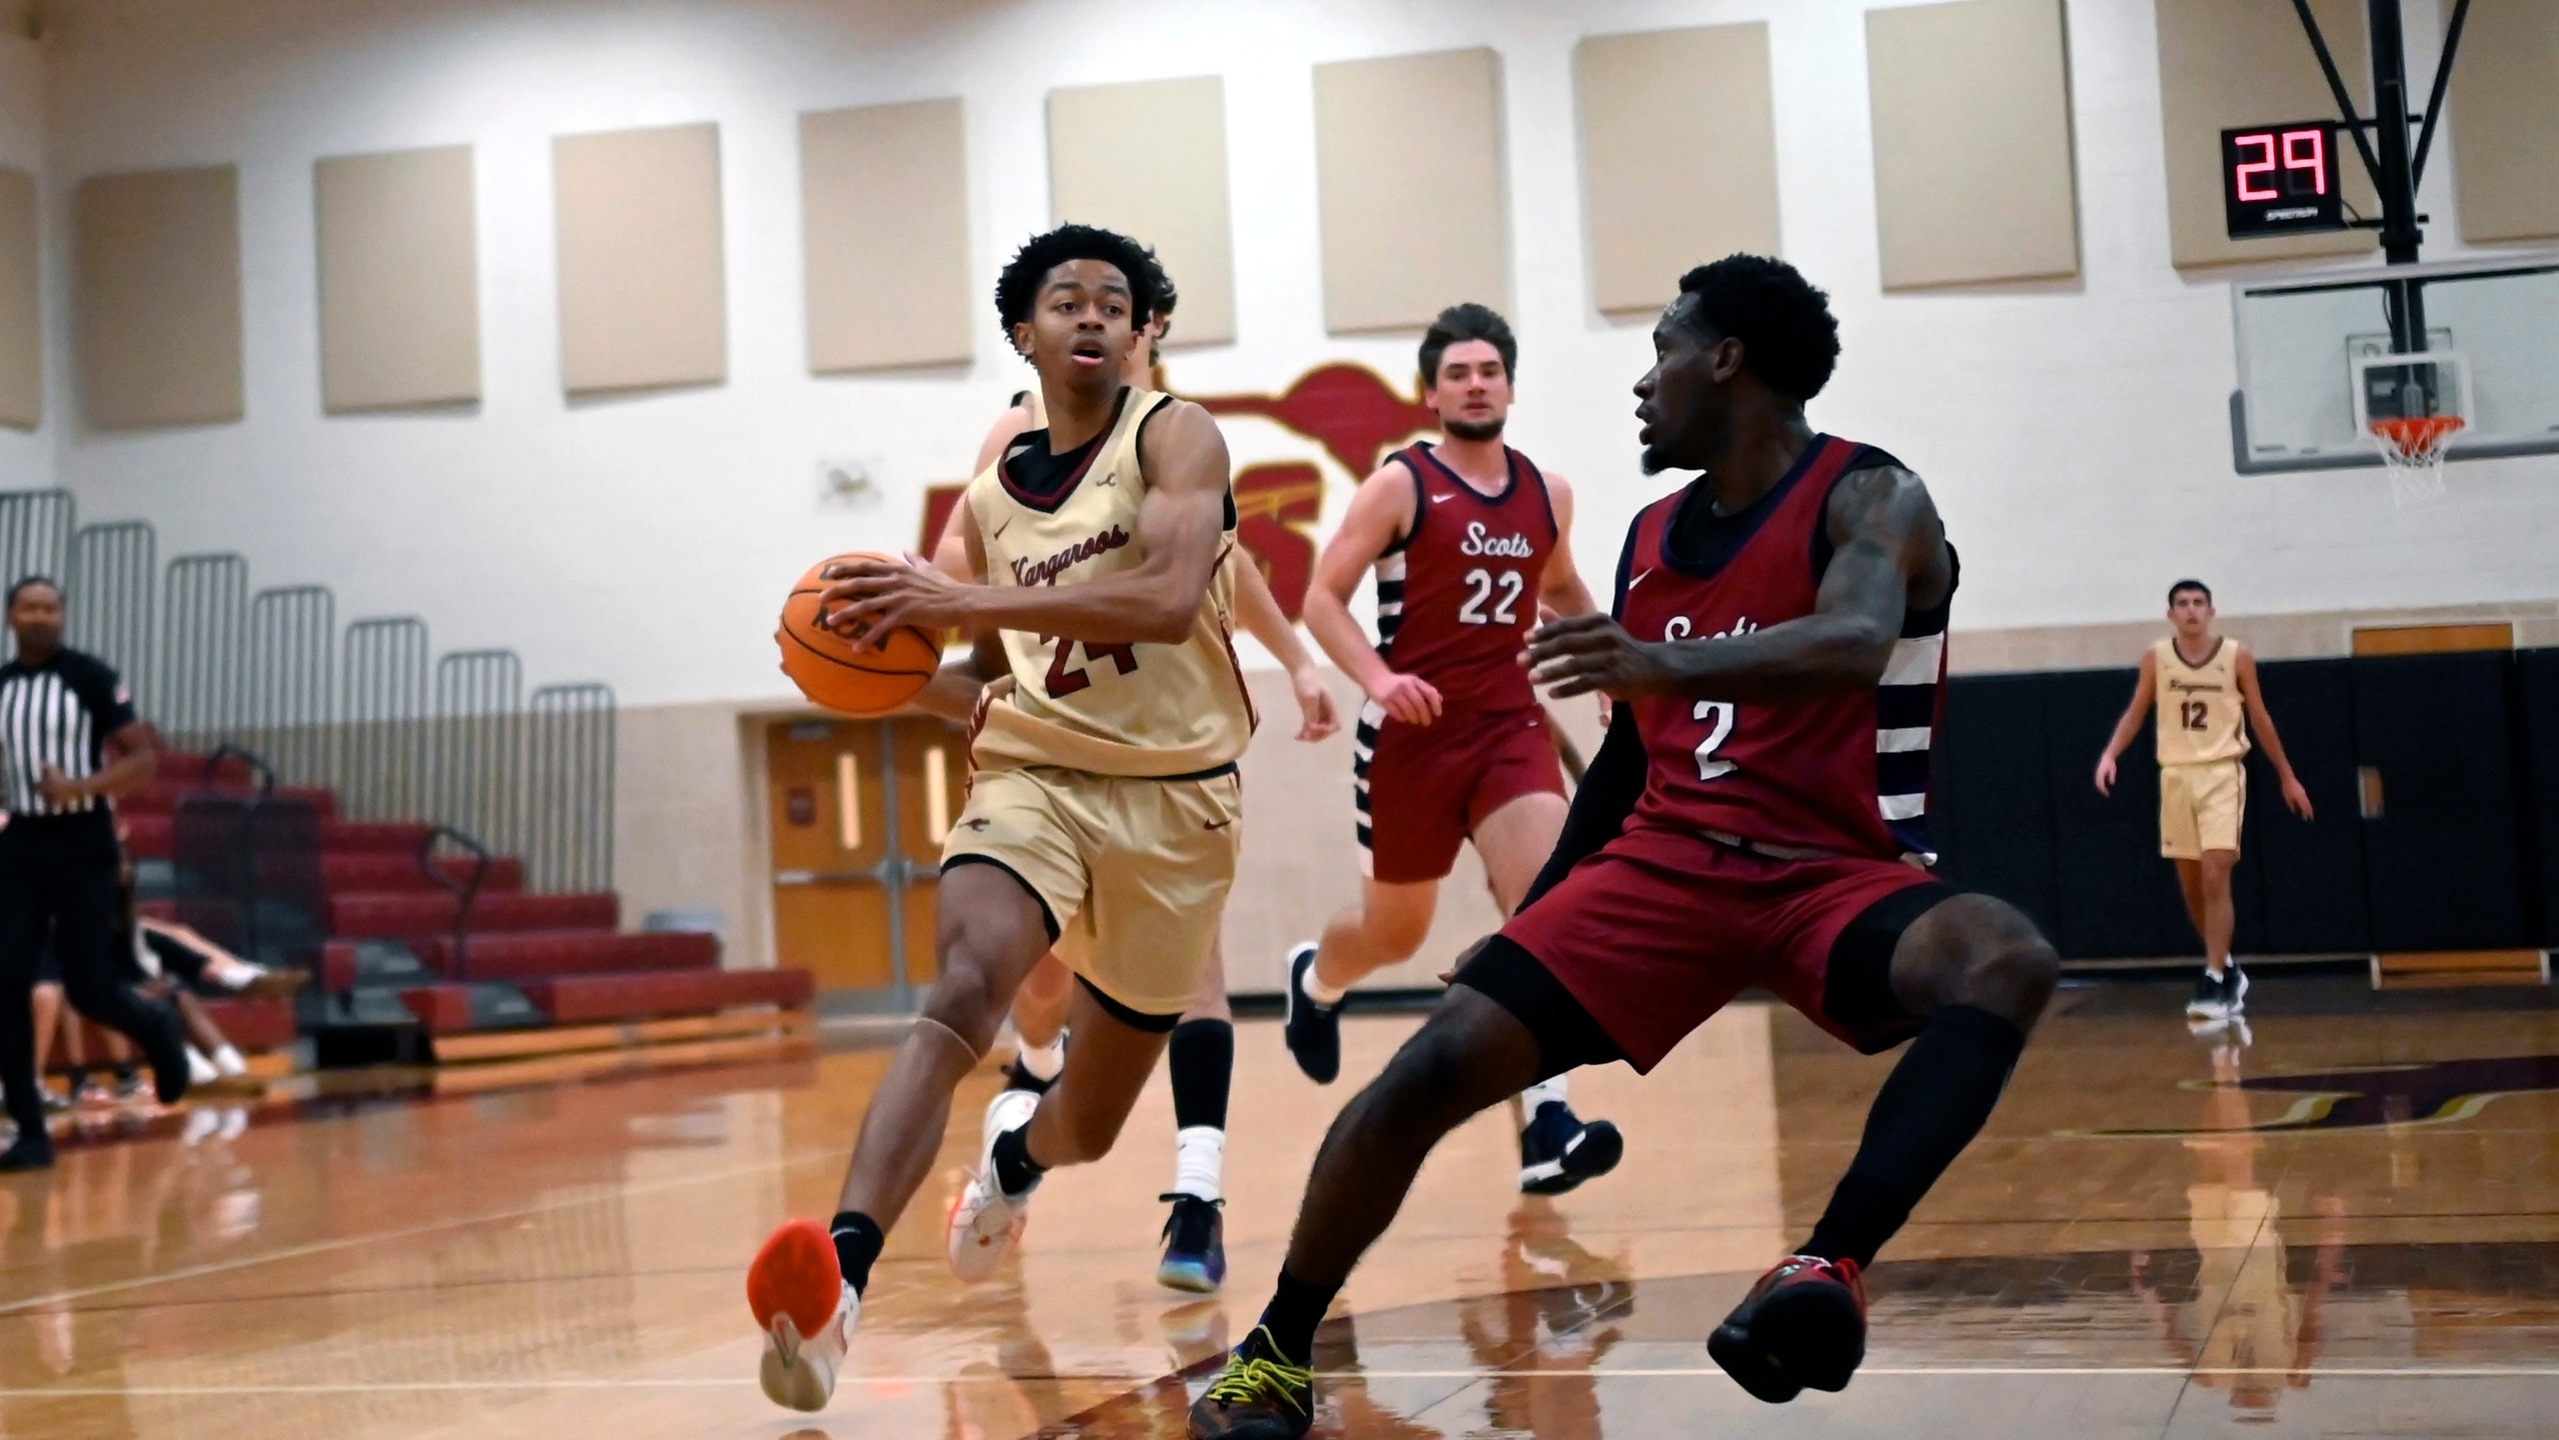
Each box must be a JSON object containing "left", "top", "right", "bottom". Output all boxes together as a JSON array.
[{"left": 776, "top": 552, "right": 941, "bottom": 716}]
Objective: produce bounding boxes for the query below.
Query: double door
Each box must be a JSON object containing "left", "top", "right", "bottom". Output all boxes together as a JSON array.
[{"left": 765, "top": 717, "right": 964, "bottom": 1006}]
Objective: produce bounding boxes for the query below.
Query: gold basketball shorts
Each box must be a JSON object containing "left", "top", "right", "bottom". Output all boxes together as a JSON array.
[
  {"left": 942, "top": 763, "right": 1242, "bottom": 1018},
  {"left": 2160, "top": 759, "right": 2245, "bottom": 860}
]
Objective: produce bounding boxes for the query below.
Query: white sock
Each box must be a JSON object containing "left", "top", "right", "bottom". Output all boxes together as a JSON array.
[
  {"left": 1173, "top": 1125, "right": 1225, "bottom": 1203},
  {"left": 1017, "top": 1033, "right": 1065, "bottom": 1081},
  {"left": 213, "top": 1044, "right": 247, "bottom": 1078},
  {"left": 1303, "top": 961, "right": 1348, "bottom": 1007},
  {"left": 186, "top": 1047, "right": 217, "bottom": 1087},
  {"left": 1520, "top": 1076, "right": 1569, "bottom": 1113}
]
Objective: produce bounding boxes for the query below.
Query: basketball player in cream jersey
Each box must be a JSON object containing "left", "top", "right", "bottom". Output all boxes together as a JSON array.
[
  {"left": 935, "top": 279, "right": 1341, "bottom": 1296},
  {"left": 746, "top": 225, "right": 1257, "bottom": 1413},
  {"left": 2095, "top": 580, "right": 2312, "bottom": 1025}
]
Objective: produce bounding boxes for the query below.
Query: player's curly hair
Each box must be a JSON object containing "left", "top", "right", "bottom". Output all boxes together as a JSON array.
[
  {"left": 993, "top": 224, "right": 1167, "bottom": 340},
  {"left": 1675, "top": 254, "right": 1840, "bottom": 403}
]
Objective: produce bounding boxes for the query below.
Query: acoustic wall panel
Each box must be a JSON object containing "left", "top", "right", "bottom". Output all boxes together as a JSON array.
[
  {"left": 1868, "top": 0, "right": 2080, "bottom": 290},
  {"left": 2155, "top": 0, "right": 2376, "bottom": 268},
  {"left": 2446, "top": 0, "right": 2559, "bottom": 243},
  {"left": 1049, "top": 77, "right": 1235, "bottom": 346},
  {"left": 1575, "top": 25, "right": 1779, "bottom": 315},
  {"left": 74, "top": 165, "right": 244, "bottom": 429},
  {"left": 315, "top": 145, "right": 479, "bottom": 412},
  {"left": 801, "top": 99, "right": 974, "bottom": 374},
  {"left": 1313, "top": 48, "right": 1509, "bottom": 335},
  {"left": 0, "top": 166, "right": 35, "bottom": 430},
  {"left": 554, "top": 122, "right": 725, "bottom": 394}
]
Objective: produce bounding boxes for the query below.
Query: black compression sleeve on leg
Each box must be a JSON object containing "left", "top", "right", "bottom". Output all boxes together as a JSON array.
[
  {"left": 1801, "top": 1004, "right": 2026, "bottom": 1268},
  {"left": 1517, "top": 705, "right": 1646, "bottom": 914},
  {"left": 1168, "top": 1018, "right": 1233, "bottom": 1131}
]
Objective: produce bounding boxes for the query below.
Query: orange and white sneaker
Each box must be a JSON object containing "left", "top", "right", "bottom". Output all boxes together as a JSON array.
[
  {"left": 946, "top": 1087, "right": 1040, "bottom": 1282},
  {"left": 748, "top": 1218, "right": 858, "bottom": 1412}
]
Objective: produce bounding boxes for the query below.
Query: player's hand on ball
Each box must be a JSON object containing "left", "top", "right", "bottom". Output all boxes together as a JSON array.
[
  {"left": 1290, "top": 666, "right": 1341, "bottom": 742},
  {"left": 1526, "top": 615, "right": 1674, "bottom": 699},
  {"left": 820, "top": 552, "right": 967, "bottom": 648}
]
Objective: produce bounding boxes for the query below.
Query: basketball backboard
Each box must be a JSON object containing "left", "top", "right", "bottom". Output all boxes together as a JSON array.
[{"left": 2230, "top": 254, "right": 2559, "bottom": 473}]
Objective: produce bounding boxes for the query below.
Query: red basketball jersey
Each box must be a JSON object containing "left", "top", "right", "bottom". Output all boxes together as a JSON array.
[
  {"left": 1614, "top": 436, "right": 1952, "bottom": 862},
  {"left": 1371, "top": 442, "right": 1558, "bottom": 714}
]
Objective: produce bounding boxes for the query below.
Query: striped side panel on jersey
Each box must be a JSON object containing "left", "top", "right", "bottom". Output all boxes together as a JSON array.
[{"left": 1875, "top": 629, "right": 1945, "bottom": 861}]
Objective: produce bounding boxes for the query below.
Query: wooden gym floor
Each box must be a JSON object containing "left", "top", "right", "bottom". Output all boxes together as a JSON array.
[{"left": 4, "top": 976, "right": 2557, "bottom": 1438}]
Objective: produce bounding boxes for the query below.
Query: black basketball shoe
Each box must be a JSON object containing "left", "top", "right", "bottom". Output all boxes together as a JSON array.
[
  {"left": 1708, "top": 1254, "right": 1868, "bottom": 1403},
  {"left": 1281, "top": 943, "right": 1341, "bottom": 1085},
  {"left": 1188, "top": 1326, "right": 1314, "bottom": 1438},
  {"left": 1517, "top": 1100, "right": 1624, "bottom": 1195}
]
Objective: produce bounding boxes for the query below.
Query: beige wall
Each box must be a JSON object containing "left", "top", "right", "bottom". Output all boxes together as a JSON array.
[
  {"left": 2446, "top": 0, "right": 2559, "bottom": 244},
  {"left": 2154, "top": 0, "right": 2377, "bottom": 269},
  {"left": 1312, "top": 47, "right": 1509, "bottom": 334},
  {"left": 1574, "top": 24, "right": 1779, "bottom": 316},
  {"left": 800, "top": 98, "right": 975, "bottom": 374},
  {"left": 1048, "top": 77, "right": 1236, "bottom": 346},
  {"left": 1867, "top": 0, "right": 2080, "bottom": 290},
  {"left": 614, "top": 698, "right": 774, "bottom": 971}
]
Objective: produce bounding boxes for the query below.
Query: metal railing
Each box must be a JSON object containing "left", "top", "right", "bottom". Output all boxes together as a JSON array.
[{"left": 0, "top": 490, "right": 616, "bottom": 890}]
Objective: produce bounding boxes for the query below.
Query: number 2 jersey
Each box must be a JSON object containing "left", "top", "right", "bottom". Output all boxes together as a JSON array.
[
  {"left": 1370, "top": 441, "right": 1559, "bottom": 716},
  {"left": 1614, "top": 435, "right": 1955, "bottom": 864},
  {"left": 964, "top": 386, "right": 1257, "bottom": 778}
]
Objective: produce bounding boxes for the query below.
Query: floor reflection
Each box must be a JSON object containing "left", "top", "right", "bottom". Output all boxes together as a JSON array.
[{"left": 2132, "top": 1034, "right": 2348, "bottom": 1420}]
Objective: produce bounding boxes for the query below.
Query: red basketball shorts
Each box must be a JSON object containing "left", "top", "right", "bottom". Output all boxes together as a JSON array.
[
  {"left": 1356, "top": 701, "right": 1567, "bottom": 885},
  {"left": 1497, "top": 823, "right": 1948, "bottom": 1072}
]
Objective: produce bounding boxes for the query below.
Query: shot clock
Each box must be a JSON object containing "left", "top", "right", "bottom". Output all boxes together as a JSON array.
[{"left": 2222, "top": 122, "right": 2346, "bottom": 238}]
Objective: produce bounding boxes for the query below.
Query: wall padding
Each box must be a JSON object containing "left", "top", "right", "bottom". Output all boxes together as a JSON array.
[
  {"left": 1312, "top": 47, "right": 1509, "bottom": 335},
  {"left": 1868, "top": 0, "right": 2080, "bottom": 290},
  {"left": 2445, "top": 0, "right": 2559, "bottom": 244},
  {"left": 553, "top": 122, "right": 726, "bottom": 394},
  {"left": 2154, "top": 0, "right": 2377, "bottom": 269},
  {"left": 801, "top": 99, "right": 974, "bottom": 374},
  {"left": 1048, "top": 77, "right": 1235, "bottom": 346},
  {"left": 315, "top": 144, "right": 480, "bottom": 412},
  {"left": 73, "top": 165, "right": 245, "bottom": 429},
  {"left": 1575, "top": 24, "right": 1779, "bottom": 315}
]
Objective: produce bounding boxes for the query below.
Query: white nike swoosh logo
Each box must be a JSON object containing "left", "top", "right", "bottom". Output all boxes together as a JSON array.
[
  {"left": 1626, "top": 569, "right": 1654, "bottom": 591},
  {"left": 1430, "top": 493, "right": 1455, "bottom": 503}
]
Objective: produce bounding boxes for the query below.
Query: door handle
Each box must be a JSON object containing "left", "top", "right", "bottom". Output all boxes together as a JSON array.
[{"left": 2357, "top": 766, "right": 2384, "bottom": 819}]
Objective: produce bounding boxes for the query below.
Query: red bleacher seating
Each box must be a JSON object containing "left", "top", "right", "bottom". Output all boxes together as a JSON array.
[{"left": 121, "top": 752, "right": 809, "bottom": 1048}]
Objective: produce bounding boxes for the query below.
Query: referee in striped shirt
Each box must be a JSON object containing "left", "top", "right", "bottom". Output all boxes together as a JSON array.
[{"left": 0, "top": 577, "right": 189, "bottom": 1170}]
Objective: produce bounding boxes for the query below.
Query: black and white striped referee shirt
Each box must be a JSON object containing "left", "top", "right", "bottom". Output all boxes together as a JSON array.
[{"left": 0, "top": 648, "right": 138, "bottom": 816}]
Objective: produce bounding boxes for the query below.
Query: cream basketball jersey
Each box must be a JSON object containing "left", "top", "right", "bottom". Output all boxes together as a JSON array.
[
  {"left": 2153, "top": 636, "right": 2249, "bottom": 766},
  {"left": 965, "top": 387, "right": 1256, "bottom": 777}
]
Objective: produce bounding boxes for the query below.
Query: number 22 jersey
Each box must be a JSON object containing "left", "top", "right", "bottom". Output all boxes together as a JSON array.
[
  {"left": 965, "top": 386, "right": 1257, "bottom": 778},
  {"left": 1613, "top": 436, "right": 1955, "bottom": 864},
  {"left": 1370, "top": 441, "right": 1559, "bottom": 716}
]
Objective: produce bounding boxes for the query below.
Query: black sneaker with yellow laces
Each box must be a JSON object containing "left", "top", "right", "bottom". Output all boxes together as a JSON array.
[{"left": 1187, "top": 1325, "right": 1313, "bottom": 1438}]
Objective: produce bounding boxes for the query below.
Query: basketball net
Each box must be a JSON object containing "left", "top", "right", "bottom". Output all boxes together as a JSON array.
[{"left": 2367, "top": 415, "right": 2462, "bottom": 507}]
